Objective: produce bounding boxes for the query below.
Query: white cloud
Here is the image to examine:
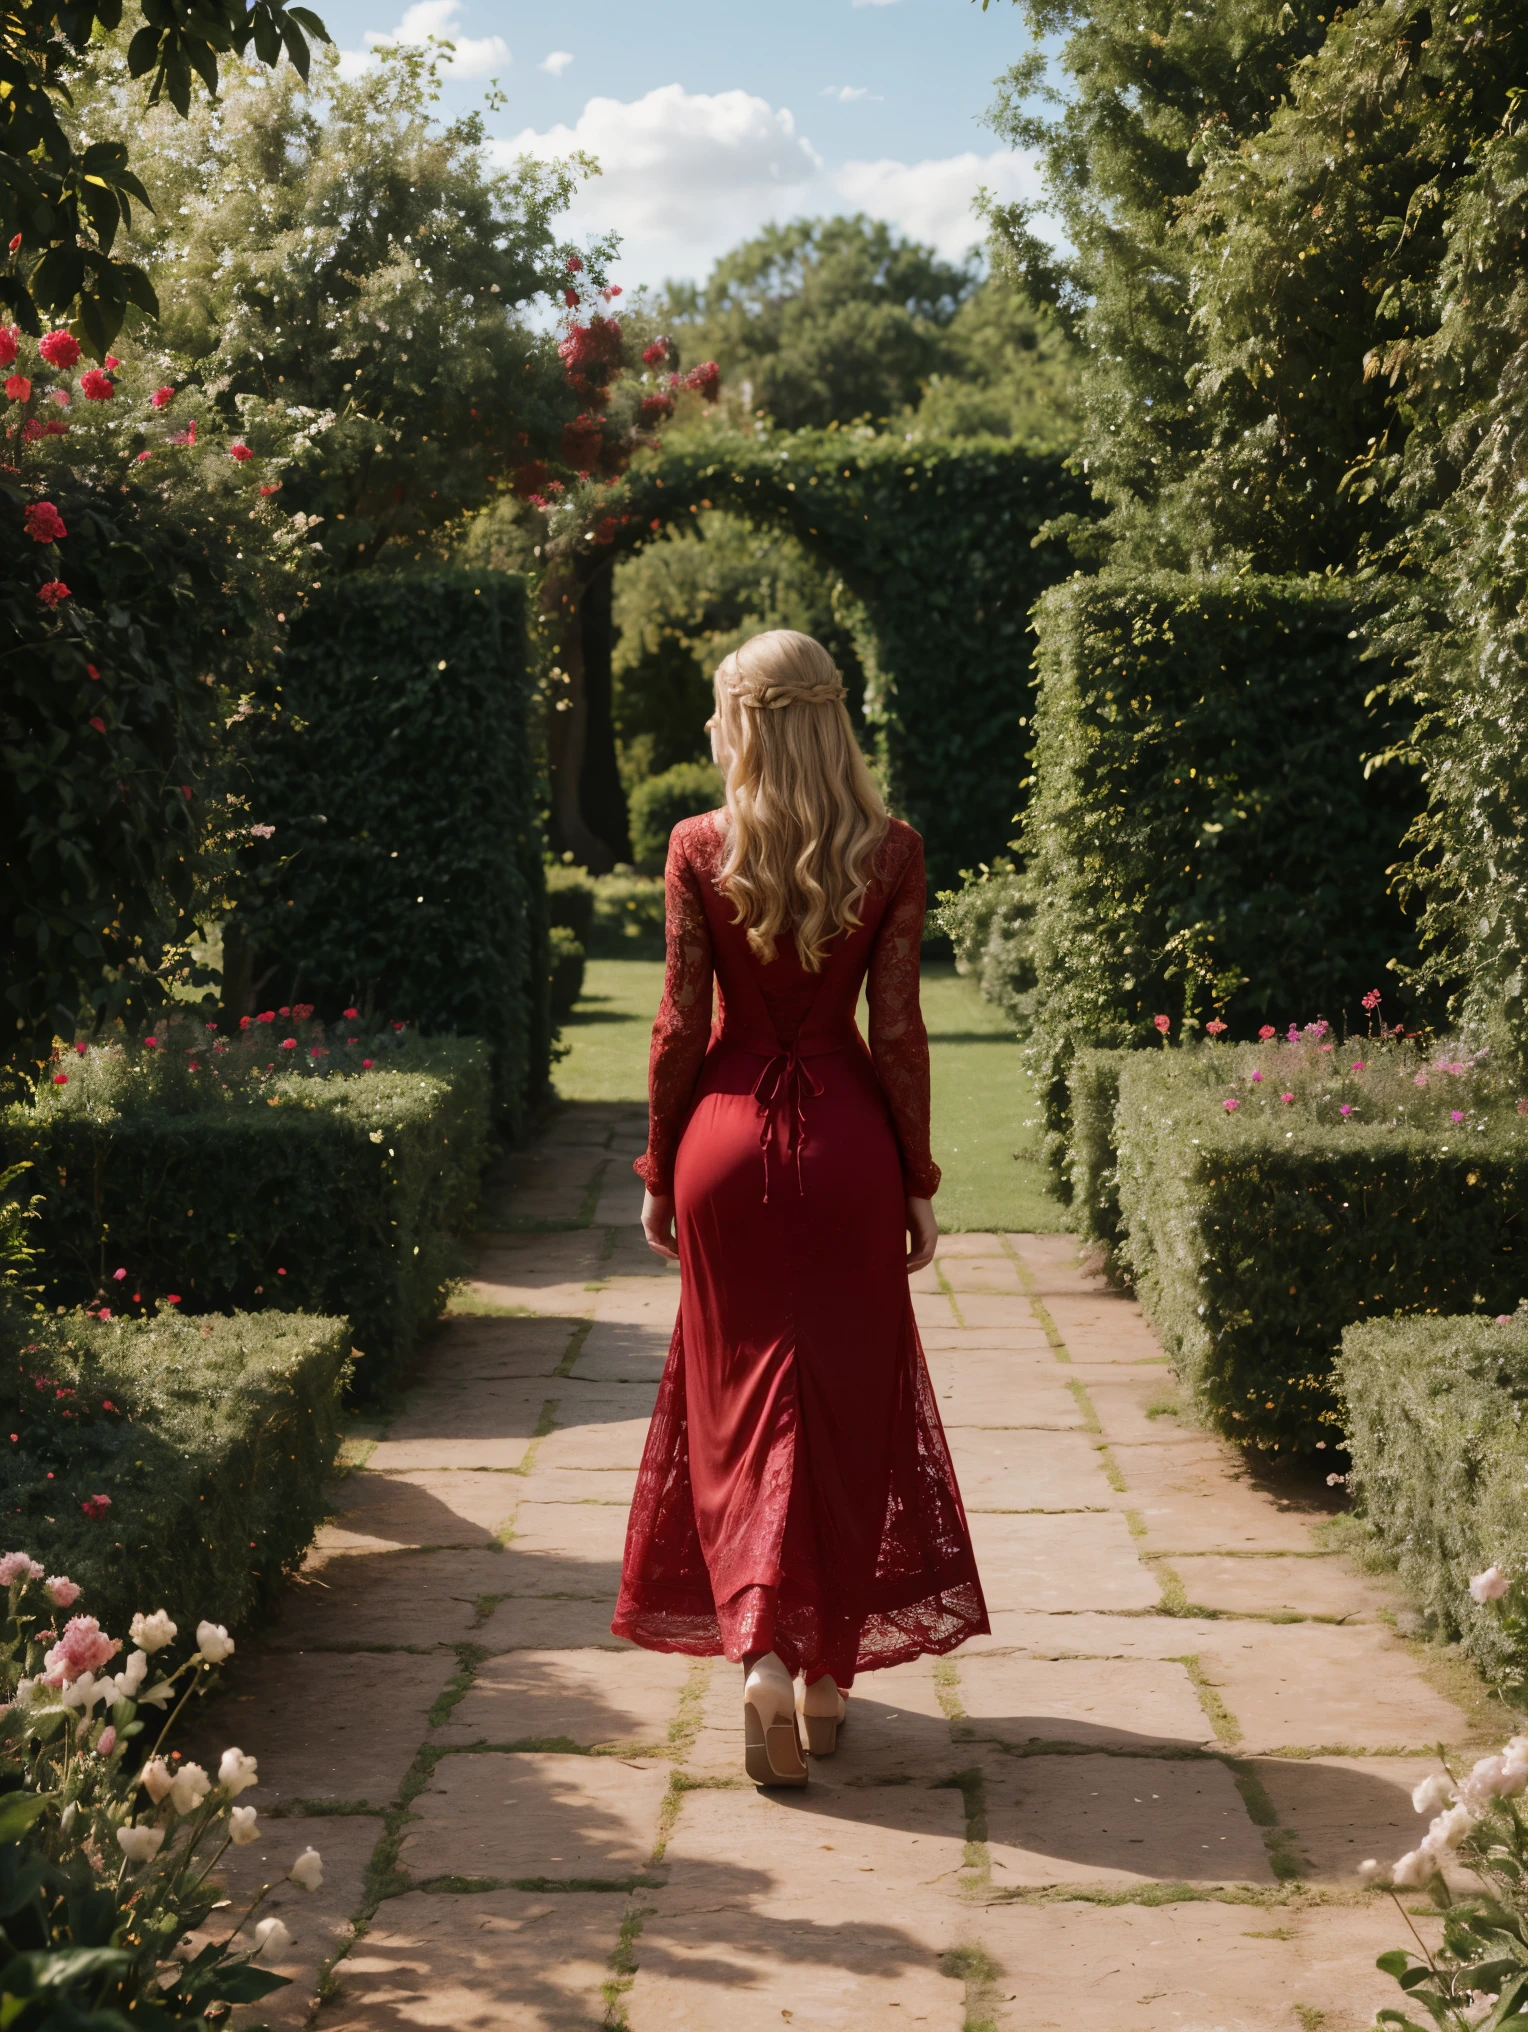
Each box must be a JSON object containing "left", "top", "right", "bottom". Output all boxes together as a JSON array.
[
  {"left": 851, "top": 0, "right": 900, "bottom": 8},
  {"left": 541, "top": 50, "right": 573, "bottom": 76},
  {"left": 498, "top": 85, "right": 1049, "bottom": 289},
  {"left": 821, "top": 84, "right": 882, "bottom": 103},
  {"left": 348, "top": 0, "right": 510, "bottom": 78}
]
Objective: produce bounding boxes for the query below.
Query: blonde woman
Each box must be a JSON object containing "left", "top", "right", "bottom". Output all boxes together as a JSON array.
[{"left": 613, "top": 629, "right": 989, "bottom": 1786}]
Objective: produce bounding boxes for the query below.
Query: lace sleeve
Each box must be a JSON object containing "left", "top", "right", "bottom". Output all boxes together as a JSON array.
[
  {"left": 866, "top": 830, "right": 941, "bottom": 1199},
  {"left": 633, "top": 824, "right": 715, "bottom": 1197}
]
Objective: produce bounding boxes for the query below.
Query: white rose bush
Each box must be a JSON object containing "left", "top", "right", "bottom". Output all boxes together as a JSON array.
[
  {"left": 0, "top": 1553, "right": 322, "bottom": 2026},
  {"left": 1364, "top": 1569, "right": 1528, "bottom": 2030}
]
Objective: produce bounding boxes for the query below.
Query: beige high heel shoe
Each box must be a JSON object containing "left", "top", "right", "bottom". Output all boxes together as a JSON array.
[
  {"left": 743, "top": 1654, "right": 808, "bottom": 1787},
  {"left": 795, "top": 1673, "right": 848, "bottom": 1756}
]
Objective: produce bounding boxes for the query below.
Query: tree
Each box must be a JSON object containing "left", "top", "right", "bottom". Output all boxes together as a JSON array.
[
  {"left": 0, "top": 0, "right": 326, "bottom": 352},
  {"left": 908, "top": 279, "right": 1077, "bottom": 450},
  {"left": 90, "top": 43, "right": 608, "bottom": 566}
]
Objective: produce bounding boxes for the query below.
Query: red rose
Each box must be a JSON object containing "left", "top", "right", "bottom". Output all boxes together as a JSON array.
[
  {"left": 37, "top": 581, "right": 70, "bottom": 607},
  {"left": 5, "top": 374, "right": 30, "bottom": 402},
  {"left": 89, "top": 716, "right": 105, "bottom": 733},
  {"left": 38, "top": 330, "right": 80, "bottom": 369},
  {"left": 24, "top": 501, "right": 66, "bottom": 544},
  {"left": 79, "top": 368, "right": 113, "bottom": 401},
  {"left": 151, "top": 385, "right": 175, "bottom": 409},
  {"left": 0, "top": 326, "right": 16, "bottom": 368},
  {"left": 229, "top": 441, "right": 253, "bottom": 462}
]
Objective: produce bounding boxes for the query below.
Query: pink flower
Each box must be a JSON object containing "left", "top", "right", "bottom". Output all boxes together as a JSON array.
[
  {"left": 48, "top": 386, "right": 69, "bottom": 407},
  {"left": 1223, "top": 1097, "right": 1239, "bottom": 1112},
  {"left": 78, "top": 368, "right": 113, "bottom": 401},
  {"left": 1280, "top": 1092, "right": 1294, "bottom": 1105},
  {"left": 1499, "top": 1315, "right": 1514, "bottom": 1326},
  {"left": 681, "top": 360, "right": 721, "bottom": 401},
  {"left": 1153, "top": 1015, "right": 1171, "bottom": 1036},
  {"left": 1339, "top": 1103, "right": 1353, "bottom": 1118},
  {"left": 104, "top": 355, "right": 119, "bottom": 370},
  {"left": 151, "top": 385, "right": 175, "bottom": 409},
  {"left": 1258, "top": 1024, "right": 1276, "bottom": 1040},
  {"left": 1250, "top": 1070, "right": 1263, "bottom": 1083},
  {"left": 1320, "top": 1042, "right": 1335, "bottom": 1053},
  {"left": 88, "top": 716, "right": 105, "bottom": 733},
  {"left": 0, "top": 326, "right": 16, "bottom": 367},
  {"left": 362, "top": 1058, "right": 374, "bottom": 1068},
  {"left": 1205, "top": 1019, "right": 1227, "bottom": 1036},
  {"left": 1451, "top": 1110, "right": 1465, "bottom": 1124},
  {"left": 136, "top": 451, "right": 151, "bottom": 464},
  {"left": 164, "top": 1294, "right": 181, "bottom": 1306},
  {"left": 343, "top": 1006, "right": 359, "bottom": 1018},
  {"left": 112, "top": 1268, "right": 125, "bottom": 1281},
  {"left": 80, "top": 1494, "right": 111, "bottom": 1521},
  {"left": 1305, "top": 1020, "right": 1330, "bottom": 1039},
  {"left": 280, "top": 1037, "right": 297, "bottom": 1050},
  {"left": 1361, "top": 989, "right": 1382, "bottom": 1010},
  {"left": 1286, "top": 1025, "right": 1300, "bottom": 1043},
  {"left": 23, "top": 500, "right": 66, "bottom": 543},
  {"left": 0, "top": 1553, "right": 43, "bottom": 1586},
  {"left": 37, "top": 581, "right": 70, "bottom": 607},
  {"left": 259, "top": 482, "right": 280, "bottom": 496},
  {"left": 143, "top": 1036, "right": 158, "bottom": 1049},
  {"left": 1415, "top": 1072, "right": 1428, "bottom": 1088},
  {"left": 45, "top": 1576, "right": 80, "bottom": 1608},
  {"left": 5, "top": 374, "right": 30, "bottom": 401},
  {"left": 97, "top": 1725, "right": 117, "bottom": 1756},
  {"left": 256, "top": 1010, "right": 275, "bottom": 1024},
  {"left": 641, "top": 338, "right": 671, "bottom": 367},
  {"left": 229, "top": 441, "right": 253, "bottom": 462},
  {"left": 52, "top": 1072, "right": 67, "bottom": 1085},
  {"left": 44, "top": 1614, "right": 119, "bottom": 1681},
  {"left": 97, "top": 1307, "right": 111, "bottom": 1320},
  {"left": 1351, "top": 1061, "right": 1367, "bottom": 1074},
  {"left": 38, "top": 330, "right": 81, "bottom": 369}
]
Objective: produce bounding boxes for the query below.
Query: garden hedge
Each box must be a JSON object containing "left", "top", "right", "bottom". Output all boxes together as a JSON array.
[
  {"left": 1023, "top": 570, "right": 1424, "bottom": 1187},
  {"left": 1114, "top": 1039, "right": 1528, "bottom": 1454},
  {"left": 610, "top": 434, "right": 1089, "bottom": 892},
  {"left": 230, "top": 570, "right": 550, "bottom": 1135},
  {"left": 1066, "top": 1048, "right": 1128, "bottom": 1261},
  {"left": 628, "top": 761, "right": 724, "bottom": 871},
  {"left": 1, "top": 1034, "right": 491, "bottom": 1396},
  {"left": 2, "top": 1299, "right": 350, "bottom": 1641},
  {"left": 1338, "top": 1313, "right": 1528, "bottom": 1686}
]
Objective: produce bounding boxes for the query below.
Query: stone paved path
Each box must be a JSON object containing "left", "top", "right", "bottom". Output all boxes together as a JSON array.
[{"left": 203, "top": 1101, "right": 1490, "bottom": 2030}]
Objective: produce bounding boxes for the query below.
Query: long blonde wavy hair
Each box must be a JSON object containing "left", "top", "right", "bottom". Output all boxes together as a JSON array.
[{"left": 711, "top": 629, "right": 888, "bottom": 972}]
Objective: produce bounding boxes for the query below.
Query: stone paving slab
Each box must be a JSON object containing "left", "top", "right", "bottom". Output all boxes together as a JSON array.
[
  {"left": 478, "top": 1595, "right": 627, "bottom": 1653},
  {"left": 937, "top": 1256, "right": 1026, "bottom": 1295},
  {"left": 536, "top": 1411, "right": 654, "bottom": 1472},
  {"left": 955, "top": 1613, "right": 1247, "bottom": 1660},
  {"left": 420, "top": 1316, "right": 575, "bottom": 1381},
  {"left": 400, "top": 1750, "right": 670, "bottom": 1885},
  {"left": 946, "top": 1426, "right": 1114, "bottom": 1510},
  {"left": 924, "top": 1351, "right": 1085, "bottom": 1429},
  {"left": 264, "top": 1547, "right": 515, "bottom": 1651},
  {"left": 508, "top": 1500, "right": 632, "bottom": 1565},
  {"left": 967, "top": 1511, "right": 1163, "bottom": 1612},
  {"left": 515, "top": 1464, "right": 637, "bottom": 1506},
  {"left": 434, "top": 1647, "right": 690, "bottom": 1750},
  {"left": 955, "top": 1653, "right": 1213, "bottom": 1750},
  {"left": 320, "top": 1888, "right": 622, "bottom": 2029},
  {"left": 1168, "top": 1550, "right": 1393, "bottom": 1620},
  {"left": 567, "top": 1320, "right": 672, "bottom": 1382},
  {"left": 215, "top": 1812, "right": 379, "bottom": 2026},
  {"left": 590, "top": 1282, "right": 681, "bottom": 1330},
  {"left": 1252, "top": 1754, "right": 1436, "bottom": 1883},
  {"left": 1194, "top": 1623, "right": 1474, "bottom": 1750},
  {"left": 322, "top": 1468, "right": 518, "bottom": 1548}
]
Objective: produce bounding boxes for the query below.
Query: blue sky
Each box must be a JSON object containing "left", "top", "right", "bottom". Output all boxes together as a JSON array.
[{"left": 320, "top": 0, "right": 1045, "bottom": 291}]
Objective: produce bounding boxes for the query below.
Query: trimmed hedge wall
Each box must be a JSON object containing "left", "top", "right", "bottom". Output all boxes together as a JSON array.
[
  {"left": 1114, "top": 1041, "right": 1528, "bottom": 1454},
  {"left": 1024, "top": 571, "right": 1423, "bottom": 1188},
  {"left": 1338, "top": 1313, "right": 1528, "bottom": 1685},
  {"left": 1, "top": 1038, "right": 491, "bottom": 1396},
  {"left": 3, "top": 1301, "right": 350, "bottom": 1640},
  {"left": 1066, "top": 1048, "right": 1127, "bottom": 1261},
  {"left": 231, "top": 570, "right": 550, "bottom": 1136}
]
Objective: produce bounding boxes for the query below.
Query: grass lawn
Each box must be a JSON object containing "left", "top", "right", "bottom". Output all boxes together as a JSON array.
[{"left": 555, "top": 956, "right": 1063, "bottom": 1233}]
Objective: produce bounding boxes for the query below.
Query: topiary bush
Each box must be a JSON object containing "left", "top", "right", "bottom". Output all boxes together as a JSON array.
[
  {"left": 1023, "top": 570, "right": 1425, "bottom": 1189},
  {"left": 1066, "top": 1048, "right": 1128, "bottom": 1263},
  {"left": 230, "top": 569, "right": 550, "bottom": 1136},
  {"left": 547, "top": 866, "right": 666, "bottom": 959},
  {"left": 1338, "top": 1311, "right": 1528, "bottom": 1687},
  {"left": 627, "top": 761, "right": 724, "bottom": 870},
  {"left": 2, "top": 1297, "right": 351, "bottom": 1641},
  {"left": 1114, "top": 1033, "right": 1528, "bottom": 1454},
  {"left": 1, "top": 1020, "right": 491, "bottom": 1396}
]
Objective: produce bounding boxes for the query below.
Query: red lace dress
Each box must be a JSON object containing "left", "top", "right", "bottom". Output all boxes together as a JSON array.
[{"left": 612, "top": 812, "right": 989, "bottom": 1685}]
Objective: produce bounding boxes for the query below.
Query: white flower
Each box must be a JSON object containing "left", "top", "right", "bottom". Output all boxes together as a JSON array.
[
  {"left": 168, "top": 1761, "right": 210, "bottom": 1814},
  {"left": 129, "top": 1609, "right": 177, "bottom": 1654},
  {"left": 111, "top": 1650, "right": 148, "bottom": 1700},
  {"left": 253, "top": 1917, "right": 293, "bottom": 1958},
  {"left": 140, "top": 1757, "right": 174, "bottom": 1804},
  {"left": 1357, "top": 1858, "right": 1384, "bottom": 1882},
  {"left": 218, "top": 1747, "right": 259, "bottom": 1798},
  {"left": 1412, "top": 1773, "right": 1455, "bottom": 1816},
  {"left": 289, "top": 1846, "right": 323, "bottom": 1892},
  {"left": 135, "top": 1676, "right": 174, "bottom": 1708},
  {"left": 116, "top": 1824, "right": 165, "bottom": 1864},
  {"left": 1470, "top": 1566, "right": 1510, "bottom": 1604},
  {"left": 1428, "top": 1803, "right": 1475, "bottom": 1850},
  {"left": 11, "top": 1677, "right": 37, "bottom": 1707},
  {"left": 59, "top": 1672, "right": 108, "bottom": 1715},
  {"left": 1390, "top": 1848, "right": 1432, "bottom": 1888},
  {"left": 194, "top": 1621, "right": 234, "bottom": 1664},
  {"left": 229, "top": 1805, "right": 260, "bottom": 1845}
]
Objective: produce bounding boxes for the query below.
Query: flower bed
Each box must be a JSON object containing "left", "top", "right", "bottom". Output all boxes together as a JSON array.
[
  {"left": 1114, "top": 1030, "right": 1528, "bottom": 1453},
  {"left": 1338, "top": 1311, "right": 1528, "bottom": 1684},
  {"left": 2, "top": 1019, "right": 490, "bottom": 1393},
  {"left": 2, "top": 1298, "right": 349, "bottom": 1644}
]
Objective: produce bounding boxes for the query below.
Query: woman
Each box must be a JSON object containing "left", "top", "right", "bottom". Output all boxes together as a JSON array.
[{"left": 612, "top": 628, "right": 989, "bottom": 1786}]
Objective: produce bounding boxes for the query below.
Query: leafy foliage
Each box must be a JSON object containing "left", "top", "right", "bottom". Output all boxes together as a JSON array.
[
  {"left": 2, "top": 1296, "right": 349, "bottom": 1638},
  {"left": 0, "top": 0, "right": 326, "bottom": 351},
  {"left": 1, "top": 1027, "right": 491, "bottom": 1394},
  {"left": 929, "top": 858, "right": 1034, "bottom": 1025},
  {"left": 1065, "top": 1047, "right": 1126, "bottom": 1261},
  {"left": 545, "top": 865, "right": 666, "bottom": 961},
  {"left": 230, "top": 570, "right": 550, "bottom": 1130},
  {"left": 627, "top": 762, "right": 723, "bottom": 871},
  {"left": 1114, "top": 1034, "right": 1528, "bottom": 1453},
  {"left": 1023, "top": 570, "right": 1424, "bottom": 1180}
]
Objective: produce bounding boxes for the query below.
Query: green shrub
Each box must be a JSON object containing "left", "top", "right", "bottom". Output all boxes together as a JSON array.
[
  {"left": 1066, "top": 1048, "right": 1128, "bottom": 1261},
  {"left": 628, "top": 761, "right": 724, "bottom": 870},
  {"left": 546, "top": 866, "right": 596, "bottom": 946},
  {"left": 1024, "top": 571, "right": 1425, "bottom": 1189},
  {"left": 548, "top": 925, "right": 586, "bottom": 1023},
  {"left": 1, "top": 1298, "right": 350, "bottom": 1640},
  {"left": 231, "top": 569, "right": 550, "bottom": 1136},
  {"left": 1114, "top": 1035, "right": 1528, "bottom": 1454},
  {"left": 547, "top": 867, "right": 667, "bottom": 960},
  {"left": 1, "top": 1023, "right": 491, "bottom": 1395},
  {"left": 930, "top": 858, "right": 1035, "bottom": 1026},
  {"left": 1338, "top": 1312, "right": 1528, "bottom": 1685}
]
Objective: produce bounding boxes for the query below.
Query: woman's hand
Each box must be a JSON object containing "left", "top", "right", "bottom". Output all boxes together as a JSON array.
[
  {"left": 906, "top": 1196, "right": 938, "bottom": 1272},
  {"left": 642, "top": 1189, "right": 679, "bottom": 1263}
]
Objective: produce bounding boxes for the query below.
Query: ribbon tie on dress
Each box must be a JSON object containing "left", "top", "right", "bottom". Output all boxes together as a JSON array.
[{"left": 752, "top": 1046, "right": 826, "bottom": 1202}]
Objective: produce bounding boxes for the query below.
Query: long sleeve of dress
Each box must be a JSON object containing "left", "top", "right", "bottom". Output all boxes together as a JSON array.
[
  {"left": 867, "top": 834, "right": 941, "bottom": 1199},
  {"left": 633, "top": 828, "right": 715, "bottom": 1197}
]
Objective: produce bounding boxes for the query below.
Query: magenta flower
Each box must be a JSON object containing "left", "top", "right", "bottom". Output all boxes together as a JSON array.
[
  {"left": 1351, "top": 1061, "right": 1367, "bottom": 1074},
  {"left": 1258, "top": 1025, "right": 1276, "bottom": 1041},
  {"left": 1251, "top": 1070, "right": 1263, "bottom": 1084},
  {"left": 1223, "top": 1097, "right": 1239, "bottom": 1112},
  {"left": 1153, "top": 1014, "right": 1171, "bottom": 1036},
  {"left": 1362, "top": 989, "right": 1382, "bottom": 1010},
  {"left": 1339, "top": 1104, "right": 1353, "bottom": 1118},
  {"left": 1451, "top": 1110, "right": 1465, "bottom": 1124},
  {"left": 1280, "top": 1092, "right": 1294, "bottom": 1105},
  {"left": 1415, "top": 1072, "right": 1428, "bottom": 1088}
]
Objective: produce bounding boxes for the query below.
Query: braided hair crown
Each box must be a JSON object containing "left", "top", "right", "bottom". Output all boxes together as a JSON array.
[{"left": 717, "top": 629, "right": 847, "bottom": 710}]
